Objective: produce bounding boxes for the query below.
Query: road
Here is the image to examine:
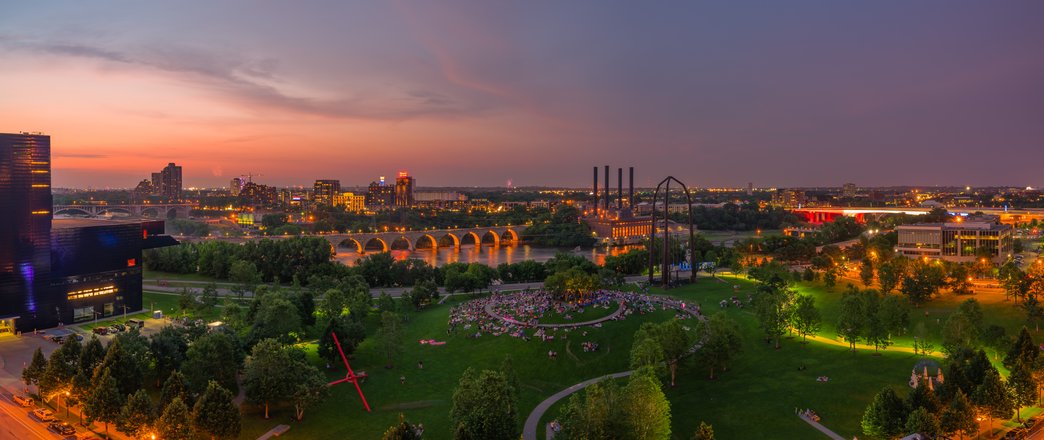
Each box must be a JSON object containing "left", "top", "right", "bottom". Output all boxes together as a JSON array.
[{"left": 0, "top": 394, "right": 52, "bottom": 439}]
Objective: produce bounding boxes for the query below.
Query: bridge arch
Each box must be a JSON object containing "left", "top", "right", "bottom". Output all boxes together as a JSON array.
[
  {"left": 460, "top": 231, "right": 481, "bottom": 247},
  {"left": 54, "top": 207, "right": 93, "bottom": 216},
  {"left": 96, "top": 207, "right": 132, "bottom": 216},
  {"left": 501, "top": 229, "right": 519, "bottom": 243},
  {"left": 415, "top": 234, "right": 438, "bottom": 250},
  {"left": 390, "top": 236, "right": 413, "bottom": 251},
  {"left": 363, "top": 237, "right": 389, "bottom": 252},
  {"left": 481, "top": 230, "right": 501, "bottom": 247},
  {"left": 337, "top": 238, "right": 363, "bottom": 253},
  {"left": 438, "top": 233, "right": 461, "bottom": 248}
]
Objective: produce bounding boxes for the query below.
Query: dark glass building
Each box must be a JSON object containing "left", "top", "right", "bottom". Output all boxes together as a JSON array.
[
  {"left": 366, "top": 177, "right": 395, "bottom": 208},
  {"left": 0, "top": 133, "right": 52, "bottom": 335},
  {"left": 1, "top": 133, "right": 177, "bottom": 333}
]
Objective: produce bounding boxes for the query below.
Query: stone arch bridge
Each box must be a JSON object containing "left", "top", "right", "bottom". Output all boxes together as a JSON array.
[
  {"left": 324, "top": 225, "right": 528, "bottom": 254},
  {"left": 53, "top": 204, "right": 193, "bottom": 219}
]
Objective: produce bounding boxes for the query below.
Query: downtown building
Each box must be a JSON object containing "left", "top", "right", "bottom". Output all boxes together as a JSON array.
[
  {"left": 0, "top": 133, "right": 177, "bottom": 333},
  {"left": 366, "top": 176, "right": 395, "bottom": 209},
  {"left": 313, "top": 179, "right": 341, "bottom": 206},
  {"left": 896, "top": 215, "right": 1014, "bottom": 263}
]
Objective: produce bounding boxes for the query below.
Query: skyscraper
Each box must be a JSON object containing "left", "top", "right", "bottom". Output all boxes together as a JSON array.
[
  {"left": 313, "top": 179, "right": 341, "bottom": 206},
  {"left": 160, "top": 162, "right": 183, "bottom": 200},
  {"left": 366, "top": 178, "right": 395, "bottom": 208},
  {"left": 229, "top": 177, "right": 243, "bottom": 196},
  {"left": 395, "top": 171, "right": 415, "bottom": 207},
  {"left": 0, "top": 133, "right": 52, "bottom": 334}
]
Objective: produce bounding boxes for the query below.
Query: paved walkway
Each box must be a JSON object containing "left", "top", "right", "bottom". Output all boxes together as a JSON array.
[
  {"left": 484, "top": 300, "right": 626, "bottom": 329},
  {"left": 522, "top": 371, "right": 634, "bottom": 440},
  {"left": 521, "top": 296, "right": 704, "bottom": 440},
  {"left": 798, "top": 413, "right": 846, "bottom": 440}
]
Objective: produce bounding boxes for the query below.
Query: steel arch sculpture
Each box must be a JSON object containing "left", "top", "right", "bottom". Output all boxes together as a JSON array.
[
  {"left": 328, "top": 332, "right": 372, "bottom": 412},
  {"left": 647, "top": 176, "right": 696, "bottom": 287}
]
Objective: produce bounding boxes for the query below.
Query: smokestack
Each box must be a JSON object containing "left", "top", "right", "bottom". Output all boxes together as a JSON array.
[
  {"left": 629, "top": 167, "right": 634, "bottom": 208},
  {"left": 617, "top": 168, "right": 623, "bottom": 209},
  {"left": 604, "top": 165, "right": 610, "bottom": 210},
  {"left": 593, "top": 166, "right": 598, "bottom": 214}
]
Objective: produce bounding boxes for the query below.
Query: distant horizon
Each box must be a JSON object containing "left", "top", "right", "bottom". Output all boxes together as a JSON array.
[{"left": 4, "top": 2, "right": 1043, "bottom": 188}]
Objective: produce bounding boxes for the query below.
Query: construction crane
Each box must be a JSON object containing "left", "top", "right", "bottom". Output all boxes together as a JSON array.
[{"left": 240, "top": 173, "right": 262, "bottom": 183}]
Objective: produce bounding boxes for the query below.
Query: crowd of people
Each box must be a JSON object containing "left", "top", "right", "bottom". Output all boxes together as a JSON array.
[{"left": 446, "top": 289, "right": 702, "bottom": 344}]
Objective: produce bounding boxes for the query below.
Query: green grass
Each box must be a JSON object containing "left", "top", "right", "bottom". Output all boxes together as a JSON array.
[
  {"left": 220, "top": 272, "right": 1042, "bottom": 439},
  {"left": 143, "top": 269, "right": 224, "bottom": 282},
  {"left": 536, "top": 302, "right": 620, "bottom": 325}
]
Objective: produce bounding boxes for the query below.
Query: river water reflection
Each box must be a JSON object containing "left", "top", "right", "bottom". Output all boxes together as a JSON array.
[{"left": 333, "top": 244, "right": 643, "bottom": 268}]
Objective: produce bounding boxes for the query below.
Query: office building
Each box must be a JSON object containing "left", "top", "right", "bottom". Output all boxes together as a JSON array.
[
  {"left": 1, "top": 133, "right": 177, "bottom": 333},
  {"left": 313, "top": 179, "right": 341, "bottom": 206},
  {"left": 395, "top": 171, "right": 415, "bottom": 207},
  {"left": 897, "top": 216, "right": 1014, "bottom": 263},
  {"left": 772, "top": 189, "right": 807, "bottom": 208},
  {"left": 229, "top": 177, "right": 243, "bottom": 196},
  {"left": 843, "top": 183, "right": 857, "bottom": 198},
  {"left": 333, "top": 192, "right": 366, "bottom": 212},
  {"left": 366, "top": 177, "right": 395, "bottom": 208}
]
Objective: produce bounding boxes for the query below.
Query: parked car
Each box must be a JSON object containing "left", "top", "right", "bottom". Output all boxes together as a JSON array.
[
  {"left": 92, "top": 327, "right": 108, "bottom": 335},
  {"left": 50, "top": 335, "right": 64, "bottom": 344},
  {"left": 48, "top": 421, "right": 76, "bottom": 435},
  {"left": 72, "top": 334, "right": 84, "bottom": 342},
  {"left": 126, "top": 319, "right": 145, "bottom": 329},
  {"left": 29, "top": 408, "right": 54, "bottom": 422},
  {"left": 12, "top": 395, "right": 33, "bottom": 407}
]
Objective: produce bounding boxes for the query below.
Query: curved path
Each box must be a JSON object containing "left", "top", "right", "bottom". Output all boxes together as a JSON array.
[
  {"left": 484, "top": 300, "right": 626, "bottom": 329},
  {"left": 522, "top": 296, "right": 704, "bottom": 440}
]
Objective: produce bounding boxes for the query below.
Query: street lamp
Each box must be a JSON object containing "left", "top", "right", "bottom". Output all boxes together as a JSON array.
[{"left": 64, "top": 391, "right": 69, "bottom": 417}]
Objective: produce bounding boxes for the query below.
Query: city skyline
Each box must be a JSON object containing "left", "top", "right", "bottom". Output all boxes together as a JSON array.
[{"left": 3, "top": 2, "right": 1043, "bottom": 188}]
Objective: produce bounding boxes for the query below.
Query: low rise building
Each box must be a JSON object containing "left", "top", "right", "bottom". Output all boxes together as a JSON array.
[{"left": 897, "top": 216, "right": 1013, "bottom": 263}]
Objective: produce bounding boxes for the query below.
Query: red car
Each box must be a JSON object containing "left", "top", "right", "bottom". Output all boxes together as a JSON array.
[{"left": 92, "top": 327, "right": 108, "bottom": 335}]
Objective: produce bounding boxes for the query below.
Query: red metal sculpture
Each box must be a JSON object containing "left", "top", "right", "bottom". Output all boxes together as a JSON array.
[{"left": 327, "top": 332, "right": 372, "bottom": 412}]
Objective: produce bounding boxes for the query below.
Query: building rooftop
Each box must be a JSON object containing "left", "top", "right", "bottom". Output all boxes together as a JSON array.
[{"left": 52, "top": 217, "right": 155, "bottom": 229}]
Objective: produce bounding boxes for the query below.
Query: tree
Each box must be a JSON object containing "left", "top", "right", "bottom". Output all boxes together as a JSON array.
[
  {"left": 382, "top": 413, "right": 422, "bottom": 440},
  {"left": 450, "top": 368, "right": 519, "bottom": 440},
  {"left": 248, "top": 295, "right": 302, "bottom": 345},
  {"left": 1024, "top": 294, "right": 1044, "bottom": 332},
  {"left": 40, "top": 335, "right": 80, "bottom": 397},
  {"left": 318, "top": 316, "right": 364, "bottom": 367},
  {"left": 150, "top": 325, "right": 188, "bottom": 387},
  {"left": 84, "top": 367, "right": 123, "bottom": 434},
  {"left": 859, "top": 259, "right": 875, "bottom": 287},
  {"left": 229, "top": 259, "right": 261, "bottom": 298},
  {"left": 559, "top": 379, "right": 624, "bottom": 439},
  {"left": 192, "top": 381, "right": 242, "bottom": 440},
  {"left": 940, "top": 390, "right": 977, "bottom": 440},
  {"left": 942, "top": 313, "right": 977, "bottom": 356},
  {"left": 117, "top": 389, "right": 155, "bottom": 439},
  {"left": 158, "top": 397, "right": 193, "bottom": 440},
  {"left": 375, "top": 311, "right": 403, "bottom": 369},
  {"left": 973, "top": 369, "right": 1013, "bottom": 430},
  {"left": 862, "top": 388, "right": 908, "bottom": 438},
  {"left": 1004, "top": 327, "right": 1038, "bottom": 370},
  {"left": 243, "top": 339, "right": 295, "bottom": 419},
  {"left": 877, "top": 259, "right": 903, "bottom": 294},
  {"left": 630, "top": 335, "right": 665, "bottom": 376},
  {"left": 753, "top": 272, "right": 795, "bottom": 349},
  {"left": 622, "top": 370, "right": 671, "bottom": 439},
  {"left": 655, "top": 320, "right": 693, "bottom": 387},
  {"left": 878, "top": 295, "right": 910, "bottom": 338},
  {"left": 290, "top": 360, "right": 329, "bottom": 421},
  {"left": 901, "top": 261, "right": 946, "bottom": 305},
  {"left": 907, "top": 381, "right": 941, "bottom": 416},
  {"left": 693, "top": 421, "right": 715, "bottom": 440},
  {"left": 696, "top": 313, "right": 742, "bottom": 379},
  {"left": 1008, "top": 360, "right": 1037, "bottom": 422},
  {"left": 22, "top": 347, "right": 47, "bottom": 392},
  {"left": 792, "top": 295, "right": 822, "bottom": 342},
  {"left": 98, "top": 331, "right": 152, "bottom": 397},
  {"left": 160, "top": 370, "right": 189, "bottom": 412},
  {"left": 905, "top": 407, "right": 941, "bottom": 438},
  {"left": 183, "top": 332, "right": 241, "bottom": 396},
  {"left": 836, "top": 293, "right": 864, "bottom": 351}
]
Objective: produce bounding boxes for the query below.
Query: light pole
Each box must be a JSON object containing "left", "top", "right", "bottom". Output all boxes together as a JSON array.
[{"left": 64, "top": 391, "right": 69, "bottom": 417}]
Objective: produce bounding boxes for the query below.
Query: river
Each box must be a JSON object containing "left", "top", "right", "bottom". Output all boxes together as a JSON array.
[{"left": 333, "top": 244, "right": 643, "bottom": 267}]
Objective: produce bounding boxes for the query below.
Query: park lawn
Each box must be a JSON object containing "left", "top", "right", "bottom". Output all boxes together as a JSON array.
[
  {"left": 794, "top": 279, "right": 1032, "bottom": 360},
  {"left": 143, "top": 269, "right": 224, "bottom": 282},
  {"left": 237, "top": 293, "right": 685, "bottom": 439},
  {"left": 537, "top": 302, "right": 620, "bottom": 325}
]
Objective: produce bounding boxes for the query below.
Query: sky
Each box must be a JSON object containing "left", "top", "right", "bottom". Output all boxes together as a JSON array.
[{"left": 2, "top": 1, "right": 1043, "bottom": 189}]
